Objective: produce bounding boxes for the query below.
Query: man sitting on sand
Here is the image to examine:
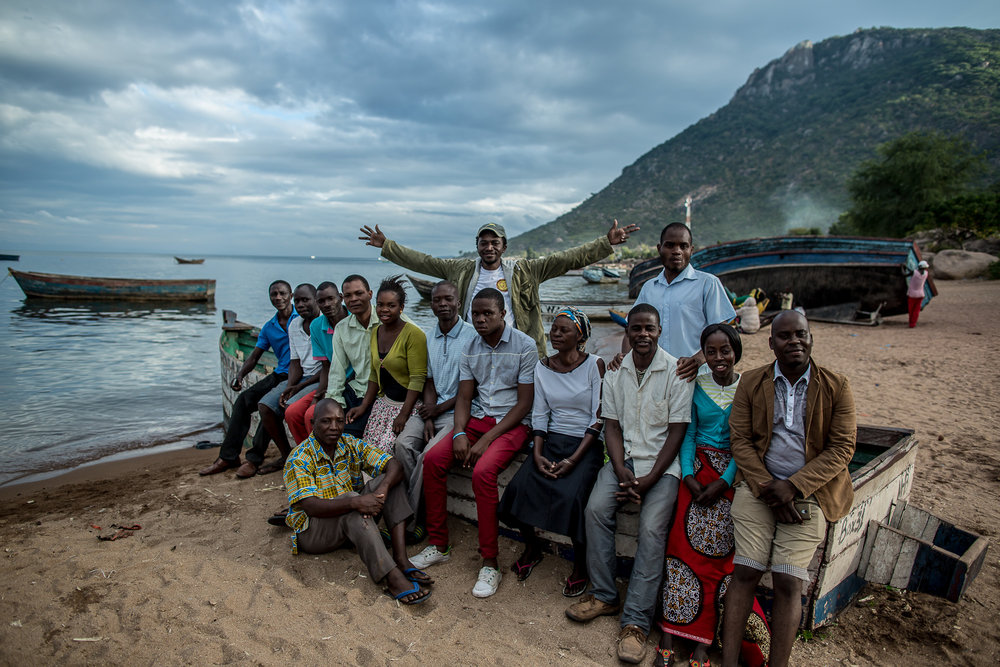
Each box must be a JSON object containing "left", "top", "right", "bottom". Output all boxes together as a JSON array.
[
  {"left": 283, "top": 398, "right": 432, "bottom": 605},
  {"left": 721, "top": 311, "right": 856, "bottom": 667},
  {"left": 566, "top": 303, "right": 693, "bottom": 664},
  {"left": 359, "top": 219, "right": 638, "bottom": 358},
  {"left": 201, "top": 280, "right": 296, "bottom": 476},
  {"left": 412, "top": 288, "right": 535, "bottom": 598}
]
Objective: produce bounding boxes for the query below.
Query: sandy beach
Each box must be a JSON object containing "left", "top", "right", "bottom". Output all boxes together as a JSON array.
[{"left": 1, "top": 279, "right": 998, "bottom": 666}]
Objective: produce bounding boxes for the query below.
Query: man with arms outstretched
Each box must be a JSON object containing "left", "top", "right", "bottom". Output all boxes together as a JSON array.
[{"left": 360, "top": 219, "right": 637, "bottom": 357}]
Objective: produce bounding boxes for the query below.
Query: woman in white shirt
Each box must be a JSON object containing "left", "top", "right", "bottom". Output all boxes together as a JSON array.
[{"left": 498, "top": 307, "right": 604, "bottom": 597}]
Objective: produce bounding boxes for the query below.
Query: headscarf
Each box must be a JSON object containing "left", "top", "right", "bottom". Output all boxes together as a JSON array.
[{"left": 554, "top": 306, "right": 592, "bottom": 352}]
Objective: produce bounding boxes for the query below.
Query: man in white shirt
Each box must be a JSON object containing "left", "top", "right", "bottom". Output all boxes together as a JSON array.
[{"left": 566, "top": 303, "right": 693, "bottom": 664}]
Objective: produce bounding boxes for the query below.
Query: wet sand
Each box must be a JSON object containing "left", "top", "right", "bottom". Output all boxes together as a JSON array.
[{"left": 1, "top": 280, "right": 997, "bottom": 665}]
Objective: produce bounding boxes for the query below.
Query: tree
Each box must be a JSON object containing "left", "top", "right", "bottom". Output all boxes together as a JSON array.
[{"left": 833, "top": 131, "right": 987, "bottom": 237}]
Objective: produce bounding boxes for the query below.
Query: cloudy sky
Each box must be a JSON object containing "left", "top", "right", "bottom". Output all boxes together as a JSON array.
[{"left": 1, "top": 1, "right": 997, "bottom": 257}]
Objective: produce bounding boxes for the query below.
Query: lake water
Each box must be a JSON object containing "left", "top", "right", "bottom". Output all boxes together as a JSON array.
[{"left": 0, "top": 251, "right": 630, "bottom": 485}]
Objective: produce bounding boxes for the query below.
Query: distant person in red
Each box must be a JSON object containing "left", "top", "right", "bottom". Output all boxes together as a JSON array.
[{"left": 906, "top": 260, "right": 930, "bottom": 328}]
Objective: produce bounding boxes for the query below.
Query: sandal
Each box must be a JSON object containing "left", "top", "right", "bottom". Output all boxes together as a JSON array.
[
  {"left": 562, "top": 575, "right": 589, "bottom": 597},
  {"left": 403, "top": 567, "right": 434, "bottom": 586},
  {"left": 653, "top": 646, "right": 675, "bottom": 667},
  {"left": 391, "top": 582, "right": 431, "bottom": 605},
  {"left": 511, "top": 554, "right": 543, "bottom": 581}
]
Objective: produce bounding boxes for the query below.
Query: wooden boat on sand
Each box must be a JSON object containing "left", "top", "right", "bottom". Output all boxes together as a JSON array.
[
  {"left": 219, "top": 311, "right": 987, "bottom": 628},
  {"left": 174, "top": 256, "right": 205, "bottom": 264},
  {"left": 8, "top": 269, "right": 215, "bottom": 301},
  {"left": 628, "top": 236, "right": 936, "bottom": 324}
]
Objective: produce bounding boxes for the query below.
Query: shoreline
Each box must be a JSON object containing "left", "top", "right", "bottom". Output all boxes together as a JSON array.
[{"left": 0, "top": 280, "right": 997, "bottom": 665}]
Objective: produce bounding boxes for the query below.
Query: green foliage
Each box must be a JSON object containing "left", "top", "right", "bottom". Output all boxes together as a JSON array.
[
  {"left": 789, "top": 227, "right": 822, "bottom": 236},
  {"left": 840, "top": 131, "right": 988, "bottom": 237},
  {"left": 506, "top": 28, "right": 1000, "bottom": 254},
  {"left": 615, "top": 243, "right": 658, "bottom": 260},
  {"left": 919, "top": 184, "right": 1000, "bottom": 234},
  {"left": 987, "top": 261, "right": 1000, "bottom": 280}
]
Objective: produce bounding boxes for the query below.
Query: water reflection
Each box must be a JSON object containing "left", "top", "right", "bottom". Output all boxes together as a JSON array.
[{"left": 13, "top": 298, "right": 216, "bottom": 323}]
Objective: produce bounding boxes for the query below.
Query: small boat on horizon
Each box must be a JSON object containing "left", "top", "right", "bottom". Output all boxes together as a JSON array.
[
  {"left": 0, "top": 254, "right": 19, "bottom": 261},
  {"left": 174, "top": 256, "right": 205, "bottom": 264},
  {"left": 8, "top": 269, "right": 215, "bottom": 302}
]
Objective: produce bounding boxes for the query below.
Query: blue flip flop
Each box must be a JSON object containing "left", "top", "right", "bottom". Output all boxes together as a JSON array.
[
  {"left": 403, "top": 567, "right": 434, "bottom": 586},
  {"left": 393, "top": 581, "right": 431, "bottom": 605}
]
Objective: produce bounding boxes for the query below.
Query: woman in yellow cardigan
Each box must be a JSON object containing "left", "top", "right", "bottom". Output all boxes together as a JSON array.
[{"left": 347, "top": 276, "right": 428, "bottom": 454}]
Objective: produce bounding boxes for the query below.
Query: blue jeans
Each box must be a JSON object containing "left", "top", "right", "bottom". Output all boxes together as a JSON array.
[{"left": 584, "top": 460, "right": 679, "bottom": 633}]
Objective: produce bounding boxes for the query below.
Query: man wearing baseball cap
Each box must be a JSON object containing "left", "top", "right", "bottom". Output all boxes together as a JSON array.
[{"left": 359, "top": 219, "right": 638, "bottom": 358}]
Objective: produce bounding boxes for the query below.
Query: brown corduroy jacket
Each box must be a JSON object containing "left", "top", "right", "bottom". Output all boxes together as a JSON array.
[{"left": 729, "top": 360, "right": 857, "bottom": 522}]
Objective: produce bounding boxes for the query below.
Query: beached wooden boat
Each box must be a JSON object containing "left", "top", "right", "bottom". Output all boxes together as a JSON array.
[
  {"left": 8, "top": 269, "right": 215, "bottom": 301},
  {"left": 582, "top": 267, "right": 620, "bottom": 284},
  {"left": 218, "top": 315, "right": 986, "bottom": 627},
  {"left": 0, "top": 254, "right": 19, "bottom": 261},
  {"left": 628, "top": 236, "right": 937, "bottom": 324},
  {"left": 174, "top": 256, "right": 205, "bottom": 264}
]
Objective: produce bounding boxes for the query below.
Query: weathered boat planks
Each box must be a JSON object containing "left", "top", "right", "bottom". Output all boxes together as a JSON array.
[{"left": 9, "top": 269, "right": 215, "bottom": 301}]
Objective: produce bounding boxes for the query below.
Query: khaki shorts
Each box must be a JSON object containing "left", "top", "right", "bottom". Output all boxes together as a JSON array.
[{"left": 731, "top": 482, "right": 827, "bottom": 581}]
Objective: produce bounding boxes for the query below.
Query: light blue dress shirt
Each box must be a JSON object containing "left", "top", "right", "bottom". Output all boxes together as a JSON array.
[{"left": 633, "top": 264, "right": 736, "bottom": 358}]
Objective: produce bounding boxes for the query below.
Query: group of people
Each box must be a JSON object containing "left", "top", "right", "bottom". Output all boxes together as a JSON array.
[{"left": 199, "top": 220, "right": 857, "bottom": 667}]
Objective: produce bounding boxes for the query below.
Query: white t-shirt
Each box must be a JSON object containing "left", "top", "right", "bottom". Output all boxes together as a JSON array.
[
  {"left": 473, "top": 266, "right": 515, "bottom": 328},
  {"left": 289, "top": 318, "right": 322, "bottom": 377}
]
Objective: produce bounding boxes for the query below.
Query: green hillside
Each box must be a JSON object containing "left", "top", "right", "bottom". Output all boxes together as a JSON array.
[{"left": 508, "top": 27, "right": 1000, "bottom": 253}]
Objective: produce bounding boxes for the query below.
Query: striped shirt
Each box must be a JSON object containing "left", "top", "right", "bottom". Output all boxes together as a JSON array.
[
  {"left": 459, "top": 324, "right": 536, "bottom": 423},
  {"left": 426, "top": 318, "right": 479, "bottom": 410},
  {"left": 283, "top": 433, "right": 391, "bottom": 554}
]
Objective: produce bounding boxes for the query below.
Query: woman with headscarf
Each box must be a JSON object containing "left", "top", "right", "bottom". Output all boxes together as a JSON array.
[{"left": 498, "top": 307, "right": 605, "bottom": 597}]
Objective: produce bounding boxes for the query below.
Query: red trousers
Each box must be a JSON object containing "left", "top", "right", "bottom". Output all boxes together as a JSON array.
[
  {"left": 285, "top": 390, "right": 318, "bottom": 446},
  {"left": 907, "top": 296, "right": 923, "bottom": 328},
  {"left": 422, "top": 416, "right": 530, "bottom": 559}
]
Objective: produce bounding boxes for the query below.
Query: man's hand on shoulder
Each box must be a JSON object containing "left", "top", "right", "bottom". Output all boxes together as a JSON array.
[
  {"left": 359, "top": 224, "right": 386, "bottom": 249},
  {"left": 676, "top": 352, "right": 704, "bottom": 382},
  {"left": 606, "top": 219, "right": 640, "bottom": 246},
  {"left": 607, "top": 351, "right": 625, "bottom": 372}
]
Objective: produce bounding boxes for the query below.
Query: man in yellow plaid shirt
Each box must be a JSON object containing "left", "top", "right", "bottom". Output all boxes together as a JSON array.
[{"left": 283, "top": 398, "right": 432, "bottom": 604}]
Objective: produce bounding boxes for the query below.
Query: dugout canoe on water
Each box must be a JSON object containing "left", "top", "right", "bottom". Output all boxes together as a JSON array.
[
  {"left": 8, "top": 269, "right": 215, "bottom": 301},
  {"left": 219, "top": 311, "right": 987, "bottom": 628}
]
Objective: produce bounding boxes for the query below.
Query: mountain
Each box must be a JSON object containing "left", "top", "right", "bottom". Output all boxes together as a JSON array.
[{"left": 508, "top": 27, "right": 1000, "bottom": 253}]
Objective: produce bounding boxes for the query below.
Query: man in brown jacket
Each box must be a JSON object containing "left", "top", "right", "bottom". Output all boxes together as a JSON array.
[{"left": 721, "top": 311, "right": 856, "bottom": 667}]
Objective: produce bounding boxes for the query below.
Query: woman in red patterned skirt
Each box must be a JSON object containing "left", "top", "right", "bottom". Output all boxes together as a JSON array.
[{"left": 656, "top": 324, "right": 768, "bottom": 667}]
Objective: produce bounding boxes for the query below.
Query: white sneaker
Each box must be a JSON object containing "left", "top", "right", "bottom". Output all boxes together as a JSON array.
[
  {"left": 472, "top": 566, "right": 502, "bottom": 598},
  {"left": 410, "top": 545, "right": 451, "bottom": 569}
]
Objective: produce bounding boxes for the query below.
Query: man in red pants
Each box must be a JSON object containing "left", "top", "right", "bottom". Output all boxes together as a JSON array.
[{"left": 411, "top": 288, "right": 536, "bottom": 598}]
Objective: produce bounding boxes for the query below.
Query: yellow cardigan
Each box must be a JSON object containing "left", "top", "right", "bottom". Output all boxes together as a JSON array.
[{"left": 368, "top": 321, "right": 428, "bottom": 397}]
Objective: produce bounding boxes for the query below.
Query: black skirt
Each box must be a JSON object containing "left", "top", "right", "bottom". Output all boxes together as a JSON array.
[{"left": 498, "top": 431, "right": 602, "bottom": 542}]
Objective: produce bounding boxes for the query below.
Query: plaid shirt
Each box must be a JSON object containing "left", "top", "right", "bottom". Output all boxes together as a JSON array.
[{"left": 283, "top": 433, "right": 391, "bottom": 554}]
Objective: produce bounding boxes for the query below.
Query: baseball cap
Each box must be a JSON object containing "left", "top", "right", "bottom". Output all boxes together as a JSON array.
[{"left": 477, "top": 222, "right": 507, "bottom": 240}]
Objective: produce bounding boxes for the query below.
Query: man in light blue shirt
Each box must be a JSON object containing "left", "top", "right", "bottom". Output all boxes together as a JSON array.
[
  {"left": 394, "top": 281, "right": 479, "bottom": 522},
  {"left": 631, "top": 223, "right": 736, "bottom": 381}
]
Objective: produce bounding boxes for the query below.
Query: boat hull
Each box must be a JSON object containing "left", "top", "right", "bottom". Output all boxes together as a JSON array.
[
  {"left": 628, "top": 236, "right": 937, "bottom": 319},
  {"left": 9, "top": 269, "right": 215, "bottom": 301},
  {"left": 175, "top": 257, "right": 206, "bottom": 264}
]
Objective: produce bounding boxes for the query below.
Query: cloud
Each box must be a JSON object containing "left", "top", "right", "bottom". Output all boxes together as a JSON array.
[{"left": 0, "top": 0, "right": 997, "bottom": 255}]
